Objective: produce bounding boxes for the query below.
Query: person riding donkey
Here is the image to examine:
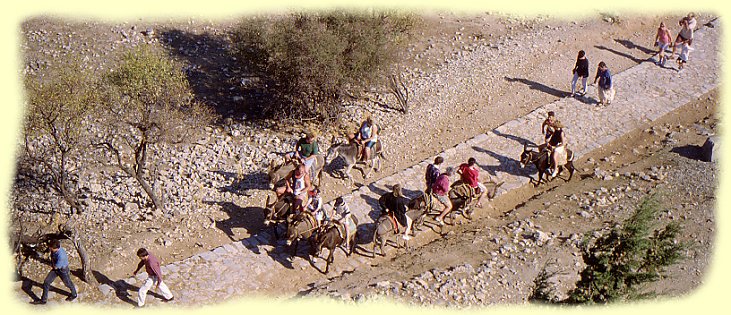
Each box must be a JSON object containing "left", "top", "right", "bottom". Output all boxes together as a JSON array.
[
  {"left": 541, "top": 111, "right": 557, "bottom": 148},
  {"left": 275, "top": 164, "right": 313, "bottom": 213},
  {"left": 379, "top": 184, "right": 414, "bottom": 240},
  {"left": 457, "top": 157, "right": 486, "bottom": 208},
  {"left": 348, "top": 114, "right": 379, "bottom": 162},
  {"left": 432, "top": 166, "right": 455, "bottom": 226},
  {"left": 285, "top": 130, "right": 320, "bottom": 175},
  {"left": 333, "top": 197, "right": 357, "bottom": 250},
  {"left": 306, "top": 186, "right": 330, "bottom": 227},
  {"left": 546, "top": 120, "right": 568, "bottom": 177}
]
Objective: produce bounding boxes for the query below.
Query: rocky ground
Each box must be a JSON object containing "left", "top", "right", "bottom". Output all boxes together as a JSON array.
[
  {"left": 302, "top": 91, "right": 718, "bottom": 306},
  {"left": 11, "top": 10, "right": 719, "bottom": 306}
]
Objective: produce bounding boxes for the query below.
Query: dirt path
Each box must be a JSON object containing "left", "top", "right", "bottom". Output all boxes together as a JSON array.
[{"left": 13, "top": 11, "right": 719, "bottom": 306}]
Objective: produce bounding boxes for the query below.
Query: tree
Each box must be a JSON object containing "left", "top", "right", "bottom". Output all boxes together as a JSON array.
[
  {"left": 100, "top": 44, "right": 213, "bottom": 210},
  {"left": 21, "top": 60, "right": 100, "bottom": 215},
  {"left": 18, "top": 59, "right": 100, "bottom": 283},
  {"left": 530, "top": 193, "right": 686, "bottom": 304},
  {"left": 232, "top": 10, "right": 418, "bottom": 120}
]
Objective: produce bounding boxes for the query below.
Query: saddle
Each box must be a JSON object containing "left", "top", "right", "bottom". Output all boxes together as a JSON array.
[
  {"left": 333, "top": 221, "right": 347, "bottom": 240},
  {"left": 300, "top": 210, "right": 319, "bottom": 229},
  {"left": 386, "top": 212, "right": 399, "bottom": 234},
  {"left": 450, "top": 182, "right": 475, "bottom": 201}
]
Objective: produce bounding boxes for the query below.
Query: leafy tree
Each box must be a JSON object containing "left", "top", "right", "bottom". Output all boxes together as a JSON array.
[
  {"left": 21, "top": 59, "right": 100, "bottom": 215},
  {"left": 232, "top": 10, "right": 417, "bottom": 120},
  {"left": 18, "top": 58, "right": 100, "bottom": 283},
  {"left": 100, "top": 44, "right": 213, "bottom": 210}
]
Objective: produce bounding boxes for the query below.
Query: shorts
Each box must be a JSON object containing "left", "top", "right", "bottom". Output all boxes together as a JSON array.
[
  {"left": 435, "top": 194, "right": 450, "bottom": 207},
  {"left": 365, "top": 141, "right": 376, "bottom": 148},
  {"left": 476, "top": 182, "right": 486, "bottom": 194}
]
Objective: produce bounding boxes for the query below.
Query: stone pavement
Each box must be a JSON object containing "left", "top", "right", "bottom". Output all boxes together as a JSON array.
[{"left": 88, "top": 20, "right": 720, "bottom": 306}]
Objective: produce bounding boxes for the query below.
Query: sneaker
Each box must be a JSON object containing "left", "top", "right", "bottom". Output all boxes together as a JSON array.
[
  {"left": 551, "top": 169, "right": 558, "bottom": 177},
  {"left": 30, "top": 300, "right": 47, "bottom": 305},
  {"left": 163, "top": 297, "right": 174, "bottom": 303},
  {"left": 65, "top": 295, "right": 77, "bottom": 302},
  {"left": 434, "top": 217, "right": 444, "bottom": 226},
  {"left": 402, "top": 234, "right": 411, "bottom": 240}
]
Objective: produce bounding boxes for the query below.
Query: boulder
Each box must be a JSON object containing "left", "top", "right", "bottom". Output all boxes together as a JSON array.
[{"left": 701, "top": 135, "right": 720, "bottom": 162}]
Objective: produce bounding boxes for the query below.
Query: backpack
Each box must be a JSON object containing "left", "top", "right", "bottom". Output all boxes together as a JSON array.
[{"left": 426, "top": 164, "right": 440, "bottom": 186}]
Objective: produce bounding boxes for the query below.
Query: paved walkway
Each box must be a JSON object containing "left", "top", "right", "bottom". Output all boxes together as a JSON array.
[{"left": 88, "top": 20, "right": 720, "bottom": 306}]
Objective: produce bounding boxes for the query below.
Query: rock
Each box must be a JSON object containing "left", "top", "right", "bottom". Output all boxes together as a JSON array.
[
  {"left": 98, "top": 284, "right": 114, "bottom": 296},
  {"left": 124, "top": 202, "right": 139, "bottom": 213},
  {"left": 701, "top": 135, "right": 720, "bottom": 162}
]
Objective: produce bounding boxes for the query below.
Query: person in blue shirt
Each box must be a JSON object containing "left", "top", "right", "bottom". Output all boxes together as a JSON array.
[
  {"left": 592, "top": 61, "right": 615, "bottom": 105},
  {"left": 32, "top": 239, "right": 77, "bottom": 304}
]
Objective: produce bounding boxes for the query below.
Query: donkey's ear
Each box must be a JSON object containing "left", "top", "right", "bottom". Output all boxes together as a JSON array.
[
  {"left": 523, "top": 142, "right": 527, "bottom": 150},
  {"left": 330, "top": 135, "right": 335, "bottom": 144}
]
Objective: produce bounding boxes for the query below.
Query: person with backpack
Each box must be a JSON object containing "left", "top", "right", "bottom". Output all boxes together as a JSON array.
[
  {"left": 591, "top": 61, "right": 615, "bottom": 106},
  {"left": 424, "top": 156, "right": 444, "bottom": 194}
]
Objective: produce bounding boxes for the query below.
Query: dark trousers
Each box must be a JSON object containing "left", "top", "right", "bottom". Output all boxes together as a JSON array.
[{"left": 41, "top": 267, "right": 77, "bottom": 301}]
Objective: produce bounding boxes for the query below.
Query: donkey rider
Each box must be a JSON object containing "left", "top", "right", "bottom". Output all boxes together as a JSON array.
[
  {"left": 546, "top": 120, "right": 568, "bottom": 177},
  {"left": 285, "top": 130, "right": 319, "bottom": 175},
  {"left": 333, "top": 197, "right": 356, "bottom": 250},
  {"left": 275, "top": 164, "right": 313, "bottom": 212},
  {"left": 348, "top": 115, "right": 379, "bottom": 162},
  {"left": 379, "top": 184, "right": 414, "bottom": 241}
]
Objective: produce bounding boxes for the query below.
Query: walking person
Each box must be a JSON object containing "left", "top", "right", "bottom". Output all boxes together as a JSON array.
[
  {"left": 32, "top": 239, "right": 77, "bottom": 304},
  {"left": 676, "top": 40, "right": 691, "bottom": 72},
  {"left": 570, "top": 50, "right": 590, "bottom": 97},
  {"left": 133, "top": 248, "right": 174, "bottom": 307},
  {"left": 424, "top": 156, "right": 444, "bottom": 194},
  {"left": 591, "top": 61, "right": 615, "bottom": 106},
  {"left": 654, "top": 22, "right": 673, "bottom": 67},
  {"left": 670, "top": 15, "right": 695, "bottom": 59}
]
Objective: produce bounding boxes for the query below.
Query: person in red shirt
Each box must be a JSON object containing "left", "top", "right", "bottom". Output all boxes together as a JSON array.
[
  {"left": 432, "top": 166, "right": 455, "bottom": 226},
  {"left": 133, "top": 248, "right": 174, "bottom": 307},
  {"left": 457, "top": 157, "right": 486, "bottom": 208}
]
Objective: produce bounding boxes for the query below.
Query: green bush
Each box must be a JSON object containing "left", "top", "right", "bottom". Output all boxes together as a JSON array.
[
  {"left": 232, "top": 10, "right": 418, "bottom": 120},
  {"left": 530, "top": 193, "right": 687, "bottom": 305},
  {"left": 567, "top": 193, "right": 686, "bottom": 303}
]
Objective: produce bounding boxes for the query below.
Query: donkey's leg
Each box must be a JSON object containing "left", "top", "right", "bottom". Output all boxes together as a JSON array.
[
  {"left": 325, "top": 248, "right": 334, "bottom": 274},
  {"left": 566, "top": 162, "right": 575, "bottom": 181}
]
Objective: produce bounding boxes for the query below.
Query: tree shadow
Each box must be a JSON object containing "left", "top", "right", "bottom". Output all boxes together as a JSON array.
[
  {"left": 670, "top": 145, "right": 703, "bottom": 161},
  {"left": 503, "top": 77, "right": 567, "bottom": 98},
  {"left": 614, "top": 39, "right": 656, "bottom": 55},
  {"left": 472, "top": 146, "right": 535, "bottom": 179},
  {"left": 159, "top": 29, "right": 266, "bottom": 119},
  {"left": 594, "top": 45, "right": 649, "bottom": 64},
  {"left": 204, "top": 200, "right": 267, "bottom": 242},
  {"left": 491, "top": 129, "right": 537, "bottom": 147},
  {"left": 211, "top": 170, "right": 270, "bottom": 195}
]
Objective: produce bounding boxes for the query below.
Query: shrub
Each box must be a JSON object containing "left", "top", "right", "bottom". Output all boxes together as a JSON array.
[
  {"left": 530, "top": 193, "right": 687, "bottom": 304},
  {"left": 232, "top": 10, "right": 418, "bottom": 120}
]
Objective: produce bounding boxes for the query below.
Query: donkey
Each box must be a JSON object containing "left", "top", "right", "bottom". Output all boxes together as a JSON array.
[
  {"left": 263, "top": 193, "right": 294, "bottom": 239},
  {"left": 285, "top": 211, "right": 319, "bottom": 257},
  {"left": 325, "top": 138, "right": 385, "bottom": 185},
  {"left": 371, "top": 197, "right": 429, "bottom": 257},
  {"left": 267, "top": 154, "right": 325, "bottom": 189},
  {"left": 311, "top": 217, "right": 359, "bottom": 274},
  {"left": 519, "top": 143, "right": 575, "bottom": 187}
]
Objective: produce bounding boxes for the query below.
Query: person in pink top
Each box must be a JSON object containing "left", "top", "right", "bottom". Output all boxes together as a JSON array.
[
  {"left": 457, "top": 157, "right": 486, "bottom": 208},
  {"left": 432, "top": 166, "right": 455, "bottom": 226},
  {"left": 133, "top": 248, "right": 174, "bottom": 307},
  {"left": 653, "top": 21, "right": 673, "bottom": 67}
]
